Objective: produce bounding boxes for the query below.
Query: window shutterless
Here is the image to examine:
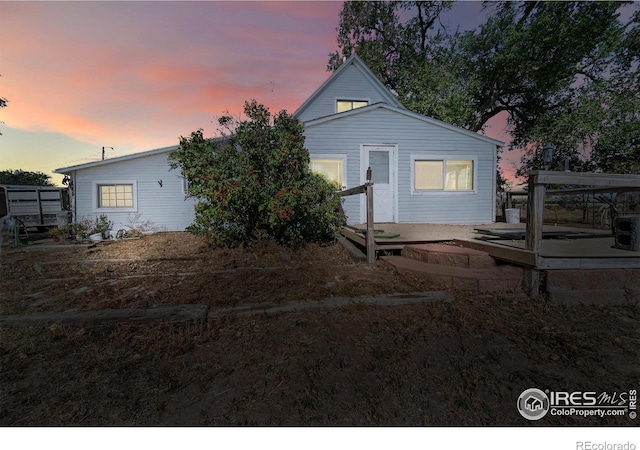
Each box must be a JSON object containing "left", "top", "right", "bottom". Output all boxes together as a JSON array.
[
  {"left": 336, "top": 100, "right": 368, "bottom": 113},
  {"left": 98, "top": 184, "right": 134, "bottom": 208},
  {"left": 309, "top": 158, "right": 344, "bottom": 188},
  {"left": 414, "top": 160, "right": 473, "bottom": 191}
]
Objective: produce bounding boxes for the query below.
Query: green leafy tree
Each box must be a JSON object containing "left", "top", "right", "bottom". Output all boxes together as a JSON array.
[
  {"left": 329, "top": 1, "right": 636, "bottom": 179},
  {"left": 169, "top": 100, "right": 345, "bottom": 248},
  {"left": 460, "top": 1, "right": 627, "bottom": 133},
  {"left": 513, "top": 6, "right": 640, "bottom": 175},
  {"left": 328, "top": 2, "right": 471, "bottom": 125},
  {"left": 0, "top": 169, "right": 53, "bottom": 186}
]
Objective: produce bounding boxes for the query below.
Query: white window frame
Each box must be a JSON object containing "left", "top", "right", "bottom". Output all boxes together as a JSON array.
[
  {"left": 309, "top": 154, "right": 348, "bottom": 190},
  {"left": 410, "top": 154, "right": 477, "bottom": 195},
  {"left": 335, "top": 98, "right": 369, "bottom": 114},
  {"left": 92, "top": 180, "right": 138, "bottom": 212}
]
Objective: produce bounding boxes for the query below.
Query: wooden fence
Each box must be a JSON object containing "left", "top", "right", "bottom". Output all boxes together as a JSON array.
[{"left": 525, "top": 171, "right": 640, "bottom": 253}]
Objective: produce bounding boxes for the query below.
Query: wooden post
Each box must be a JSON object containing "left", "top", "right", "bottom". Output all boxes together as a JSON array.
[
  {"left": 524, "top": 173, "right": 545, "bottom": 296},
  {"left": 525, "top": 174, "right": 546, "bottom": 254},
  {"left": 336, "top": 182, "right": 375, "bottom": 265},
  {"left": 523, "top": 268, "right": 541, "bottom": 297},
  {"left": 365, "top": 182, "right": 375, "bottom": 265}
]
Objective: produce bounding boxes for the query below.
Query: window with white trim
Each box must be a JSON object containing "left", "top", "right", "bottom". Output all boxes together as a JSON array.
[
  {"left": 310, "top": 156, "right": 346, "bottom": 189},
  {"left": 336, "top": 99, "right": 368, "bottom": 113},
  {"left": 98, "top": 183, "right": 134, "bottom": 208},
  {"left": 414, "top": 159, "right": 474, "bottom": 191}
]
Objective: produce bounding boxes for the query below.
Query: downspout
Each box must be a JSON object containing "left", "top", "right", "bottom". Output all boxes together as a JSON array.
[
  {"left": 72, "top": 171, "right": 77, "bottom": 224},
  {"left": 492, "top": 145, "right": 499, "bottom": 223}
]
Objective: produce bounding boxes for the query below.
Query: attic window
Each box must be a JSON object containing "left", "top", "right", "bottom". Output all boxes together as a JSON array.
[{"left": 336, "top": 100, "right": 368, "bottom": 113}]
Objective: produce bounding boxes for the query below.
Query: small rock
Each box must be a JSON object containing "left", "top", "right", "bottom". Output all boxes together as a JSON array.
[{"left": 280, "top": 252, "right": 292, "bottom": 262}]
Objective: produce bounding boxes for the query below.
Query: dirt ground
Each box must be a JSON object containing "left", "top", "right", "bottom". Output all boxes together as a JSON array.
[{"left": 1, "top": 232, "right": 638, "bottom": 426}]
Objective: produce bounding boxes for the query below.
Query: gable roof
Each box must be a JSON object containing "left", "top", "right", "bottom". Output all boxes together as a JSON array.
[
  {"left": 293, "top": 54, "right": 405, "bottom": 119},
  {"left": 54, "top": 144, "right": 180, "bottom": 174},
  {"left": 304, "top": 102, "right": 505, "bottom": 147}
]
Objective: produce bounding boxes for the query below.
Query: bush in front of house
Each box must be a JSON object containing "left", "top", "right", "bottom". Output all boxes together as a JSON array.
[
  {"left": 50, "top": 214, "right": 113, "bottom": 240},
  {"left": 169, "top": 100, "right": 344, "bottom": 248}
]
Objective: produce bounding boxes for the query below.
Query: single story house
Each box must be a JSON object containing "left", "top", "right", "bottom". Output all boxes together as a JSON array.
[
  {"left": 54, "top": 145, "right": 197, "bottom": 232},
  {"left": 55, "top": 54, "right": 503, "bottom": 231}
]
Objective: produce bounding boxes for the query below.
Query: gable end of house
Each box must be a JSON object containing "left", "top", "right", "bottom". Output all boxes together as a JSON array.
[{"left": 293, "top": 54, "right": 405, "bottom": 123}]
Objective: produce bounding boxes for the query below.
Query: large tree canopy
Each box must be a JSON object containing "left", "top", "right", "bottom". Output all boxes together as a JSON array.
[
  {"left": 0, "top": 169, "right": 53, "bottom": 186},
  {"left": 328, "top": 1, "right": 472, "bottom": 126},
  {"left": 514, "top": 6, "right": 640, "bottom": 175},
  {"left": 329, "top": 1, "right": 639, "bottom": 176},
  {"left": 462, "top": 1, "right": 626, "bottom": 133}
]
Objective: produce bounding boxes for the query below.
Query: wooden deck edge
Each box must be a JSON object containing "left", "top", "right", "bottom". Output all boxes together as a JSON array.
[
  {"left": 456, "top": 238, "right": 640, "bottom": 270},
  {"left": 453, "top": 239, "right": 537, "bottom": 267},
  {"left": 536, "top": 257, "right": 640, "bottom": 270},
  {"left": 337, "top": 236, "right": 367, "bottom": 262},
  {"left": 341, "top": 226, "right": 366, "bottom": 247},
  {"left": 342, "top": 226, "right": 454, "bottom": 251}
]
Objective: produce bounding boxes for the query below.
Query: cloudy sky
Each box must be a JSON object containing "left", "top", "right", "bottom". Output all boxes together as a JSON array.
[{"left": 0, "top": 1, "right": 515, "bottom": 186}]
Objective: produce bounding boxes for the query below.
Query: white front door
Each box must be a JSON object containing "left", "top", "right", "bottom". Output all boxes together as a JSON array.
[{"left": 363, "top": 145, "right": 396, "bottom": 223}]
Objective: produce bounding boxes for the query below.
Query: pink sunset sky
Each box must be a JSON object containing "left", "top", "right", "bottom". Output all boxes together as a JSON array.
[{"left": 0, "top": 1, "right": 517, "bottom": 187}]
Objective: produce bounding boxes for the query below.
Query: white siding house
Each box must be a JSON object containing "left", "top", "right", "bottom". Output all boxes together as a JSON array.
[
  {"left": 298, "top": 54, "right": 504, "bottom": 225},
  {"left": 54, "top": 54, "right": 503, "bottom": 231},
  {"left": 54, "top": 146, "right": 197, "bottom": 232}
]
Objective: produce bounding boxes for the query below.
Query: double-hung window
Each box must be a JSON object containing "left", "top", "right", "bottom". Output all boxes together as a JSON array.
[
  {"left": 94, "top": 181, "right": 137, "bottom": 211},
  {"left": 413, "top": 158, "right": 474, "bottom": 192}
]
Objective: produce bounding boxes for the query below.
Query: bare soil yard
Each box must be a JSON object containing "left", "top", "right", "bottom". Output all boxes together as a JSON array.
[{"left": 1, "top": 232, "right": 638, "bottom": 425}]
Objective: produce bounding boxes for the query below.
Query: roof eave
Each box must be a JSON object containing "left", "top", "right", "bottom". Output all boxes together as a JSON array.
[
  {"left": 304, "top": 103, "right": 505, "bottom": 147},
  {"left": 53, "top": 145, "right": 180, "bottom": 174}
]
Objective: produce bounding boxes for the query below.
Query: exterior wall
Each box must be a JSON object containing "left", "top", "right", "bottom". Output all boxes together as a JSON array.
[
  {"left": 70, "top": 151, "right": 197, "bottom": 232},
  {"left": 296, "top": 63, "right": 396, "bottom": 123},
  {"left": 305, "top": 108, "right": 497, "bottom": 225}
]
